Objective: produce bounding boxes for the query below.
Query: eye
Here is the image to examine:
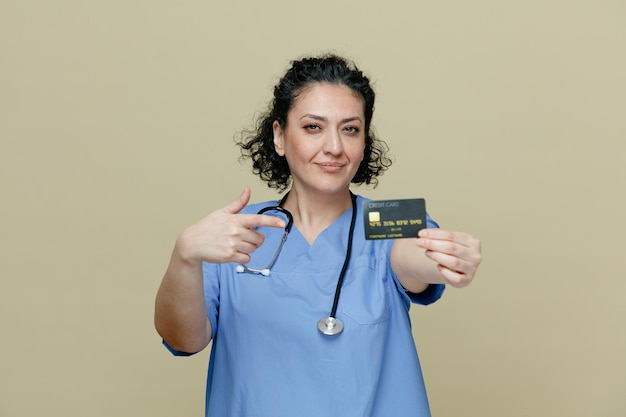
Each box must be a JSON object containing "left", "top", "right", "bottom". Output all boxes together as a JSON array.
[
  {"left": 343, "top": 126, "right": 360, "bottom": 134},
  {"left": 304, "top": 124, "right": 321, "bottom": 131}
]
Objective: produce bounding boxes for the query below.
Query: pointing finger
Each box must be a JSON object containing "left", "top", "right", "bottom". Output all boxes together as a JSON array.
[{"left": 238, "top": 213, "right": 286, "bottom": 229}]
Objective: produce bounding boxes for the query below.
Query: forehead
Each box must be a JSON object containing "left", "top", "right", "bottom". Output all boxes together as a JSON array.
[{"left": 290, "top": 82, "right": 365, "bottom": 115}]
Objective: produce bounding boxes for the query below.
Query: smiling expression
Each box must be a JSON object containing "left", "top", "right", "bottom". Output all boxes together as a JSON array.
[{"left": 273, "top": 83, "right": 366, "bottom": 197}]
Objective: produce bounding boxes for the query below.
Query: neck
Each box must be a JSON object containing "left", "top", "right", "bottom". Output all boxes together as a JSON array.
[{"left": 282, "top": 188, "right": 354, "bottom": 244}]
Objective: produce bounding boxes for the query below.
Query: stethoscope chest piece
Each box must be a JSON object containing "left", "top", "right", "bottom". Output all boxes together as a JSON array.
[{"left": 317, "top": 316, "right": 344, "bottom": 336}]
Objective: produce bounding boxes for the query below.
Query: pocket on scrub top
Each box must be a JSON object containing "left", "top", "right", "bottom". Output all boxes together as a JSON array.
[{"left": 340, "top": 255, "right": 391, "bottom": 325}]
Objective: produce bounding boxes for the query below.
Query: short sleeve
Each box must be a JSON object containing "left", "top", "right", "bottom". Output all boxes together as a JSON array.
[
  {"left": 406, "top": 283, "right": 445, "bottom": 305},
  {"left": 202, "top": 261, "right": 220, "bottom": 341},
  {"left": 162, "top": 339, "right": 196, "bottom": 356},
  {"left": 426, "top": 212, "right": 439, "bottom": 229}
]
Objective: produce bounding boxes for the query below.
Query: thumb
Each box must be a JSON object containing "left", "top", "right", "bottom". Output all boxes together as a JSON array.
[{"left": 221, "top": 186, "right": 251, "bottom": 214}]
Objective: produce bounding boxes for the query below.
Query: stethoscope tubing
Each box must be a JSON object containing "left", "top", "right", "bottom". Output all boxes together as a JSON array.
[
  {"left": 237, "top": 191, "right": 357, "bottom": 336},
  {"left": 328, "top": 192, "right": 357, "bottom": 319}
]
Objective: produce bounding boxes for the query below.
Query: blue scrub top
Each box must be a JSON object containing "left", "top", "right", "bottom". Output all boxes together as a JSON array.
[{"left": 165, "top": 195, "right": 445, "bottom": 417}]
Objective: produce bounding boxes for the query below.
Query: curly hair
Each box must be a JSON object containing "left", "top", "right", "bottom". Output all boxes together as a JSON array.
[{"left": 236, "top": 54, "right": 393, "bottom": 191}]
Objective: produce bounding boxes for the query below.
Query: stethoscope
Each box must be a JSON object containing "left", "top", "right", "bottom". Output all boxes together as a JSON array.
[{"left": 236, "top": 192, "right": 357, "bottom": 336}]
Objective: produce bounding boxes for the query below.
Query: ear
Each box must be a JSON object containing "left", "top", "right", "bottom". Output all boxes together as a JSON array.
[{"left": 273, "top": 120, "right": 285, "bottom": 156}]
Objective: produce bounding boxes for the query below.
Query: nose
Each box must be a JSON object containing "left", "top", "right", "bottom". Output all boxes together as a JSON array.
[{"left": 323, "top": 129, "right": 344, "bottom": 155}]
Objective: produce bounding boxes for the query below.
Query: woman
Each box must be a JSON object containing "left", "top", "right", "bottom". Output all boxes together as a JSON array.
[{"left": 155, "top": 54, "right": 482, "bottom": 417}]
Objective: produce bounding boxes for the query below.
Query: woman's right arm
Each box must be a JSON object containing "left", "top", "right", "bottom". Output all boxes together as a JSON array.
[
  {"left": 155, "top": 240, "right": 212, "bottom": 354},
  {"left": 154, "top": 187, "right": 286, "bottom": 353}
]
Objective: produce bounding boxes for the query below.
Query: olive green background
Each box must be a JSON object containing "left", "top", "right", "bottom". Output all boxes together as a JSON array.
[{"left": 1, "top": 1, "right": 624, "bottom": 416}]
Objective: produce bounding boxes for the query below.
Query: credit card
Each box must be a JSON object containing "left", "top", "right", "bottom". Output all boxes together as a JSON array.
[{"left": 363, "top": 198, "right": 427, "bottom": 240}]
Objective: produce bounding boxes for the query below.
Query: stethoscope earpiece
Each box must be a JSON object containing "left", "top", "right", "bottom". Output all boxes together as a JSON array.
[{"left": 236, "top": 265, "right": 271, "bottom": 277}]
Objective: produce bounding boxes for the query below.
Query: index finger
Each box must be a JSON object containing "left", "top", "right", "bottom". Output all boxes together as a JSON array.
[
  {"left": 418, "top": 229, "right": 478, "bottom": 248},
  {"left": 237, "top": 213, "right": 286, "bottom": 229}
]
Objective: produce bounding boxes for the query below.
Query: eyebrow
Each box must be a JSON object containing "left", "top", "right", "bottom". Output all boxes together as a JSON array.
[{"left": 299, "top": 114, "right": 363, "bottom": 124}]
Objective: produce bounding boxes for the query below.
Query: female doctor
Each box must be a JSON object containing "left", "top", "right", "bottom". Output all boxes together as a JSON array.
[{"left": 155, "top": 54, "right": 482, "bottom": 417}]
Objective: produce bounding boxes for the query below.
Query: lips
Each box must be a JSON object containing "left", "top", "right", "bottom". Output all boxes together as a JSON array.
[{"left": 316, "top": 162, "right": 345, "bottom": 173}]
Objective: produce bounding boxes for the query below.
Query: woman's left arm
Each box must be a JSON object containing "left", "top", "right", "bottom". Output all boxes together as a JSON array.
[{"left": 390, "top": 229, "right": 482, "bottom": 293}]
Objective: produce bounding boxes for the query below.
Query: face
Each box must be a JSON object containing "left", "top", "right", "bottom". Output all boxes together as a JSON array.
[{"left": 273, "top": 83, "right": 366, "bottom": 197}]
